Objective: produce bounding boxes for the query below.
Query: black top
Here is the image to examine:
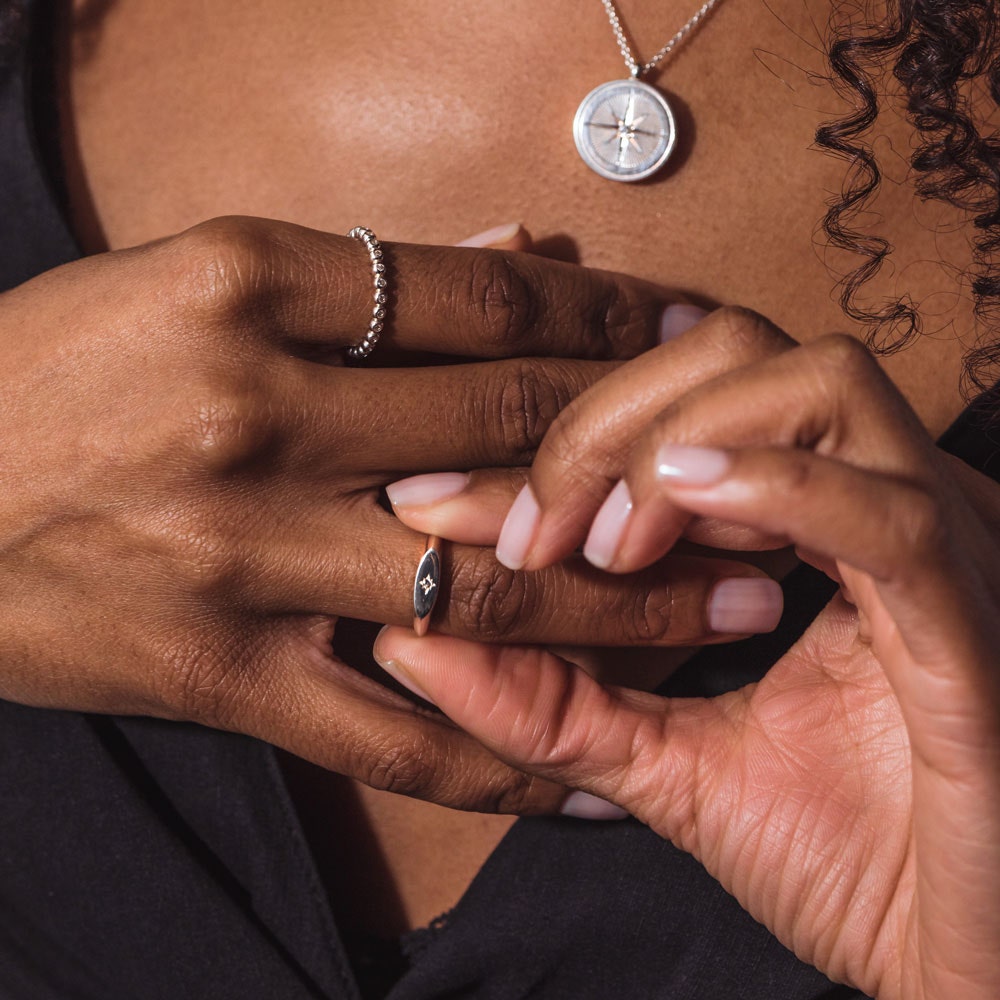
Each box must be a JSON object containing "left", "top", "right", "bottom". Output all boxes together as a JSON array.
[{"left": 4, "top": 4, "right": 993, "bottom": 998}]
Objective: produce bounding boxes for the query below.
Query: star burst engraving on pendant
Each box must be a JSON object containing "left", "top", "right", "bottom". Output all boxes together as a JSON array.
[{"left": 587, "top": 89, "right": 665, "bottom": 165}]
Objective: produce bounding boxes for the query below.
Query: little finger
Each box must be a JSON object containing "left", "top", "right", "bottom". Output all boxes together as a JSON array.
[{"left": 194, "top": 622, "right": 570, "bottom": 815}]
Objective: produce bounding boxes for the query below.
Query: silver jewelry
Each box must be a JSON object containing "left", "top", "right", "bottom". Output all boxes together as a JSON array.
[
  {"left": 413, "top": 535, "right": 442, "bottom": 637},
  {"left": 346, "top": 227, "right": 388, "bottom": 362},
  {"left": 574, "top": 0, "right": 725, "bottom": 182}
]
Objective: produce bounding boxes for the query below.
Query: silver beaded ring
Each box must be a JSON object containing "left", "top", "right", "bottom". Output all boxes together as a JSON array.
[{"left": 346, "top": 227, "right": 388, "bottom": 362}]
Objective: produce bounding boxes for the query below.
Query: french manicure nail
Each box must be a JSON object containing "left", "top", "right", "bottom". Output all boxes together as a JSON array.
[
  {"left": 386, "top": 472, "right": 469, "bottom": 508},
  {"left": 456, "top": 223, "right": 522, "bottom": 247},
  {"left": 659, "top": 303, "right": 708, "bottom": 343},
  {"left": 655, "top": 444, "right": 730, "bottom": 485},
  {"left": 495, "top": 484, "right": 540, "bottom": 570},
  {"left": 560, "top": 791, "right": 630, "bottom": 821},
  {"left": 708, "top": 578, "right": 784, "bottom": 634},
  {"left": 583, "top": 480, "right": 633, "bottom": 569}
]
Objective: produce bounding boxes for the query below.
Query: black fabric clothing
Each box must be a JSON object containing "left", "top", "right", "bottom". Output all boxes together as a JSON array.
[{"left": 4, "top": 4, "right": 993, "bottom": 998}]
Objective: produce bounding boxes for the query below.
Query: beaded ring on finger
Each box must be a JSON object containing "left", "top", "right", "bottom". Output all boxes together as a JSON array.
[{"left": 345, "top": 226, "right": 388, "bottom": 363}]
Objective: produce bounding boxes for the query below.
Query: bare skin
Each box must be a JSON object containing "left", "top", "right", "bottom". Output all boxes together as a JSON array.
[{"left": 50, "top": 0, "right": 978, "bottom": 935}]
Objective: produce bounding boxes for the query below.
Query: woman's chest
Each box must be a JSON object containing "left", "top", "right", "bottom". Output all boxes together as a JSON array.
[{"left": 61, "top": 0, "right": 971, "bottom": 430}]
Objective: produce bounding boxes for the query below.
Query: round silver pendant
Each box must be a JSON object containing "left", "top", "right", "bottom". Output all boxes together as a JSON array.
[{"left": 573, "top": 78, "right": 677, "bottom": 182}]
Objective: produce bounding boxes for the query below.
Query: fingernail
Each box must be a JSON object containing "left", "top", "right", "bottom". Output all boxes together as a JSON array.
[
  {"left": 456, "top": 223, "right": 522, "bottom": 247},
  {"left": 659, "top": 304, "right": 708, "bottom": 343},
  {"left": 655, "top": 444, "right": 730, "bottom": 485},
  {"left": 373, "top": 629, "right": 436, "bottom": 703},
  {"left": 386, "top": 472, "right": 469, "bottom": 508},
  {"left": 708, "top": 578, "right": 784, "bottom": 634},
  {"left": 496, "top": 484, "right": 540, "bottom": 570},
  {"left": 583, "top": 480, "right": 633, "bottom": 569},
  {"left": 560, "top": 791, "right": 629, "bottom": 821}
]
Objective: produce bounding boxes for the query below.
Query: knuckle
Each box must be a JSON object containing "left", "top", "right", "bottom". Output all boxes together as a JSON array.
[
  {"left": 355, "top": 736, "right": 545, "bottom": 814},
  {"left": 704, "top": 305, "right": 793, "bottom": 360},
  {"left": 593, "top": 281, "right": 655, "bottom": 358},
  {"left": 169, "top": 216, "right": 275, "bottom": 322},
  {"left": 466, "top": 250, "right": 540, "bottom": 353},
  {"left": 617, "top": 585, "right": 674, "bottom": 644},
  {"left": 799, "top": 336, "right": 883, "bottom": 447},
  {"left": 775, "top": 450, "right": 819, "bottom": 499},
  {"left": 808, "top": 333, "right": 879, "bottom": 382},
  {"left": 491, "top": 771, "right": 552, "bottom": 815},
  {"left": 492, "top": 361, "right": 571, "bottom": 461},
  {"left": 141, "top": 490, "right": 253, "bottom": 603},
  {"left": 451, "top": 553, "right": 538, "bottom": 641},
  {"left": 178, "top": 385, "right": 282, "bottom": 476},
  {"left": 165, "top": 516, "right": 246, "bottom": 600},
  {"left": 356, "top": 735, "right": 438, "bottom": 797}
]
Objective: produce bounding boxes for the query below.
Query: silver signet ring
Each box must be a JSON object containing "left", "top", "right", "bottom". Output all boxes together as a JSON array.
[{"left": 413, "top": 536, "right": 442, "bottom": 637}]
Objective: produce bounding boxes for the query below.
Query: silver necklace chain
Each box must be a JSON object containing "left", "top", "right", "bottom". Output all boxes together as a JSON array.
[{"left": 600, "top": 0, "right": 725, "bottom": 79}]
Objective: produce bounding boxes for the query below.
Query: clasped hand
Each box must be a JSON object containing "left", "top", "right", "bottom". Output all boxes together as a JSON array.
[
  {"left": 379, "top": 308, "right": 1000, "bottom": 999},
  {"left": 0, "top": 216, "right": 779, "bottom": 815}
]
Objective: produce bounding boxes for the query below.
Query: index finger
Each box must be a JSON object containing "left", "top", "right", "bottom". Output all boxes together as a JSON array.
[
  {"left": 168, "top": 217, "right": 679, "bottom": 360},
  {"left": 495, "top": 307, "right": 795, "bottom": 570}
]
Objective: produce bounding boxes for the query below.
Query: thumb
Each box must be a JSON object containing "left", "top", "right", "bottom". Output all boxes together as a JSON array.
[{"left": 372, "top": 626, "right": 722, "bottom": 832}]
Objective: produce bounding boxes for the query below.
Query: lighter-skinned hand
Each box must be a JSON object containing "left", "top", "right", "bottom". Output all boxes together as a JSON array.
[{"left": 378, "top": 308, "right": 1000, "bottom": 998}]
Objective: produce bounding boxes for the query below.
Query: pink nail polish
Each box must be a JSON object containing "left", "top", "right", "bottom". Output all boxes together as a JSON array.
[
  {"left": 655, "top": 444, "right": 730, "bottom": 485},
  {"left": 386, "top": 472, "right": 469, "bottom": 508},
  {"left": 456, "top": 223, "right": 522, "bottom": 247},
  {"left": 583, "top": 480, "right": 633, "bottom": 569},
  {"left": 495, "top": 484, "right": 541, "bottom": 570},
  {"left": 560, "top": 791, "right": 629, "bottom": 821},
  {"left": 659, "top": 304, "right": 708, "bottom": 343},
  {"left": 707, "top": 578, "right": 783, "bottom": 634}
]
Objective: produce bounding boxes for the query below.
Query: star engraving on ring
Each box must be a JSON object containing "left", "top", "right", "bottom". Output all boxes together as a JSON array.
[{"left": 418, "top": 574, "right": 437, "bottom": 597}]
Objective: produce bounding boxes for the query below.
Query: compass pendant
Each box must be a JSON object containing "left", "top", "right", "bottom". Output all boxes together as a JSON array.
[{"left": 573, "top": 79, "right": 677, "bottom": 182}]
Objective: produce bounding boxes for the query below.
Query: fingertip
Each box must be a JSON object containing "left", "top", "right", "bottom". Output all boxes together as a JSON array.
[
  {"left": 455, "top": 222, "right": 527, "bottom": 249},
  {"left": 373, "top": 627, "right": 478, "bottom": 680},
  {"left": 378, "top": 654, "right": 436, "bottom": 704},
  {"left": 707, "top": 577, "right": 784, "bottom": 634},
  {"left": 560, "top": 790, "right": 630, "bottom": 821},
  {"left": 659, "top": 303, "right": 709, "bottom": 343},
  {"left": 386, "top": 472, "right": 469, "bottom": 510},
  {"left": 495, "top": 484, "right": 541, "bottom": 570},
  {"left": 373, "top": 625, "right": 440, "bottom": 702},
  {"left": 655, "top": 444, "right": 731, "bottom": 486},
  {"left": 583, "top": 480, "right": 633, "bottom": 570}
]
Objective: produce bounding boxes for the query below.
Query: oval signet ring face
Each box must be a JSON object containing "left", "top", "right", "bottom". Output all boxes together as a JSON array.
[{"left": 413, "top": 537, "right": 442, "bottom": 637}]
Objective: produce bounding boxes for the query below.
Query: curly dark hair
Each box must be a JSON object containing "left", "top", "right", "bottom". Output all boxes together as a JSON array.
[
  {"left": 817, "top": 0, "right": 1000, "bottom": 401},
  {"left": 3, "top": 0, "right": 1000, "bottom": 400}
]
